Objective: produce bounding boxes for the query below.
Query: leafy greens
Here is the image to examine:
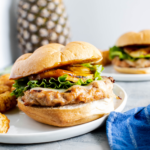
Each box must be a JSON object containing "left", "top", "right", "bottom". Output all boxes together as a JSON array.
[
  {"left": 11, "top": 64, "right": 104, "bottom": 98},
  {"left": 109, "top": 46, "right": 136, "bottom": 61},
  {"left": 109, "top": 46, "right": 150, "bottom": 61},
  {"left": 81, "top": 63, "right": 104, "bottom": 80}
]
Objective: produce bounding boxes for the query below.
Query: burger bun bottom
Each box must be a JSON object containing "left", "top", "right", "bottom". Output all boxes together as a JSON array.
[
  {"left": 114, "top": 65, "right": 150, "bottom": 74},
  {"left": 18, "top": 97, "right": 114, "bottom": 127}
]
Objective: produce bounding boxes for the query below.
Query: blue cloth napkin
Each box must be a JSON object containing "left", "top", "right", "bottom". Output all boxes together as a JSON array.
[{"left": 106, "top": 105, "right": 150, "bottom": 150}]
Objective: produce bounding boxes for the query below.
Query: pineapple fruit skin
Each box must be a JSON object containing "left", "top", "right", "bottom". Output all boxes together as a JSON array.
[{"left": 17, "top": 0, "right": 71, "bottom": 53}]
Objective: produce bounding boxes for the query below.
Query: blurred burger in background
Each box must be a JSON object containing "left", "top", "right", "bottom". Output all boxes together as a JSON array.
[{"left": 109, "top": 30, "right": 150, "bottom": 74}]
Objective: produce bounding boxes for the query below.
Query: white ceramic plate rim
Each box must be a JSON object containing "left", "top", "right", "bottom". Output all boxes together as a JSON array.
[
  {"left": 0, "top": 84, "right": 127, "bottom": 144},
  {"left": 102, "top": 65, "right": 150, "bottom": 81},
  {"left": 0, "top": 84, "right": 127, "bottom": 137}
]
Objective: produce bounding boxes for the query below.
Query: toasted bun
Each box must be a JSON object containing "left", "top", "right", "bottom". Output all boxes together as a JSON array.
[
  {"left": 10, "top": 41, "right": 102, "bottom": 79},
  {"left": 116, "top": 30, "right": 150, "bottom": 47},
  {"left": 114, "top": 65, "right": 150, "bottom": 74},
  {"left": 18, "top": 97, "right": 114, "bottom": 127}
]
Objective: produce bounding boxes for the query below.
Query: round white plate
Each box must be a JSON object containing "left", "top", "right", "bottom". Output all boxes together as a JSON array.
[
  {"left": 102, "top": 65, "right": 150, "bottom": 81},
  {"left": 0, "top": 84, "right": 127, "bottom": 144}
]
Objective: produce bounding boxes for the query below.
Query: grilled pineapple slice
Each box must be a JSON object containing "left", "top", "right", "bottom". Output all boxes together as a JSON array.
[
  {"left": 124, "top": 47, "right": 150, "bottom": 58},
  {"left": 65, "top": 66, "right": 92, "bottom": 74},
  {"left": 36, "top": 69, "right": 93, "bottom": 83}
]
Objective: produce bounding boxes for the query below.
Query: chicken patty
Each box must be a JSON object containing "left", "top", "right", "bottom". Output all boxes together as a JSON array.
[
  {"left": 112, "top": 57, "right": 150, "bottom": 68},
  {"left": 21, "top": 77, "right": 115, "bottom": 107}
]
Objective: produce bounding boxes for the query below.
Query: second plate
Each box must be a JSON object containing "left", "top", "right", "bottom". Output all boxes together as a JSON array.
[{"left": 102, "top": 65, "right": 150, "bottom": 81}]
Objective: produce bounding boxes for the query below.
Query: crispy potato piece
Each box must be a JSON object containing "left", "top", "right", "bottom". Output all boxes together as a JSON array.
[
  {"left": 0, "top": 74, "right": 10, "bottom": 85},
  {"left": 0, "top": 74, "right": 14, "bottom": 87},
  {"left": 95, "top": 50, "right": 111, "bottom": 66},
  {"left": 4, "top": 80, "right": 15, "bottom": 87},
  {"left": 11, "top": 87, "right": 16, "bottom": 92},
  {"left": 0, "top": 113, "right": 10, "bottom": 133},
  {"left": 0, "top": 74, "right": 17, "bottom": 112},
  {"left": 0, "top": 85, "right": 10, "bottom": 94},
  {"left": 0, "top": 91, "right": 17, "bottom": 113}
]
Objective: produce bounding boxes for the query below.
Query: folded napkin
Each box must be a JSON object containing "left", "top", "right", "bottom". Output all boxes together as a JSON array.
[{"left": 106, "top": 105, "right": 150, "bottom": 150}]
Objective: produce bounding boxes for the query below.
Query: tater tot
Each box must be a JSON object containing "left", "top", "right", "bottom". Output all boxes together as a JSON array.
[{"left": 0, "top": 113, "right": 10, "bottom": 133}]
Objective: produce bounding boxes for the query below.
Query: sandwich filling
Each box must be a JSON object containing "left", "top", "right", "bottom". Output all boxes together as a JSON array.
[
  {"left": 11, "top": 63, "right": 115, "bottom": 106},
  {"left": 21, "top": 77, "right": 114, "bottom": 107},
  {"left": 109, "top": 45, "right": 150, "bottom": 68}
]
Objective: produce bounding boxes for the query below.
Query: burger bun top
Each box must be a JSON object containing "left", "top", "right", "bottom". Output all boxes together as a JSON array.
[
  {"left": 10, "top": 41, "right": 102, "bottom": 79},
  {"left": 116, "top": 30, "right": 150, "bottom": 47}
]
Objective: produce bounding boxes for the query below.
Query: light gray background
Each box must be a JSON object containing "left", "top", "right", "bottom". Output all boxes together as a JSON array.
[{"left": 1, "top": 0, "right": 150, "bottom": 69}]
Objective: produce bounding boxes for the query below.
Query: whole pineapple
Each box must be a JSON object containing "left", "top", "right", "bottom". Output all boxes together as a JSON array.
[{"left": 17, "top": 0, "right": 71, "bottom": 53}]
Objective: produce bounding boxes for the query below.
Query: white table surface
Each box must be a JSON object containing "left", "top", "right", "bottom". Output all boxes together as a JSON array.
[{"left": 0, "top": 81, "right": 150, "bottom": 150}]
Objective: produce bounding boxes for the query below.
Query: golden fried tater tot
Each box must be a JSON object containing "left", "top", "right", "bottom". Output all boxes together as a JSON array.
[
  {"left": 0, "top": 91, "right": 17, "bottom": 113},
  {"left": 0, "top": 85, "right": 10, "bottom": 94},
  {"left": 0, "top": 74, "right": 10, "bottom": 84},
  {"left": 11, "top": 87, "right": 16, "bottom": 92},
  {"left": 0, "top": 113, "right": 10, "bottom": 133},
  {"left": 4, "top": 80, "right": 15, "bottom": 87},
  {"left": 0, "top": 74, "right": 14, "bottom": 87},
  {"left": 95, "top": 50, "right": 111, "bottom": 66},
  {"left": 0, "top": 74, "right": 17, "bottom": 112}
]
